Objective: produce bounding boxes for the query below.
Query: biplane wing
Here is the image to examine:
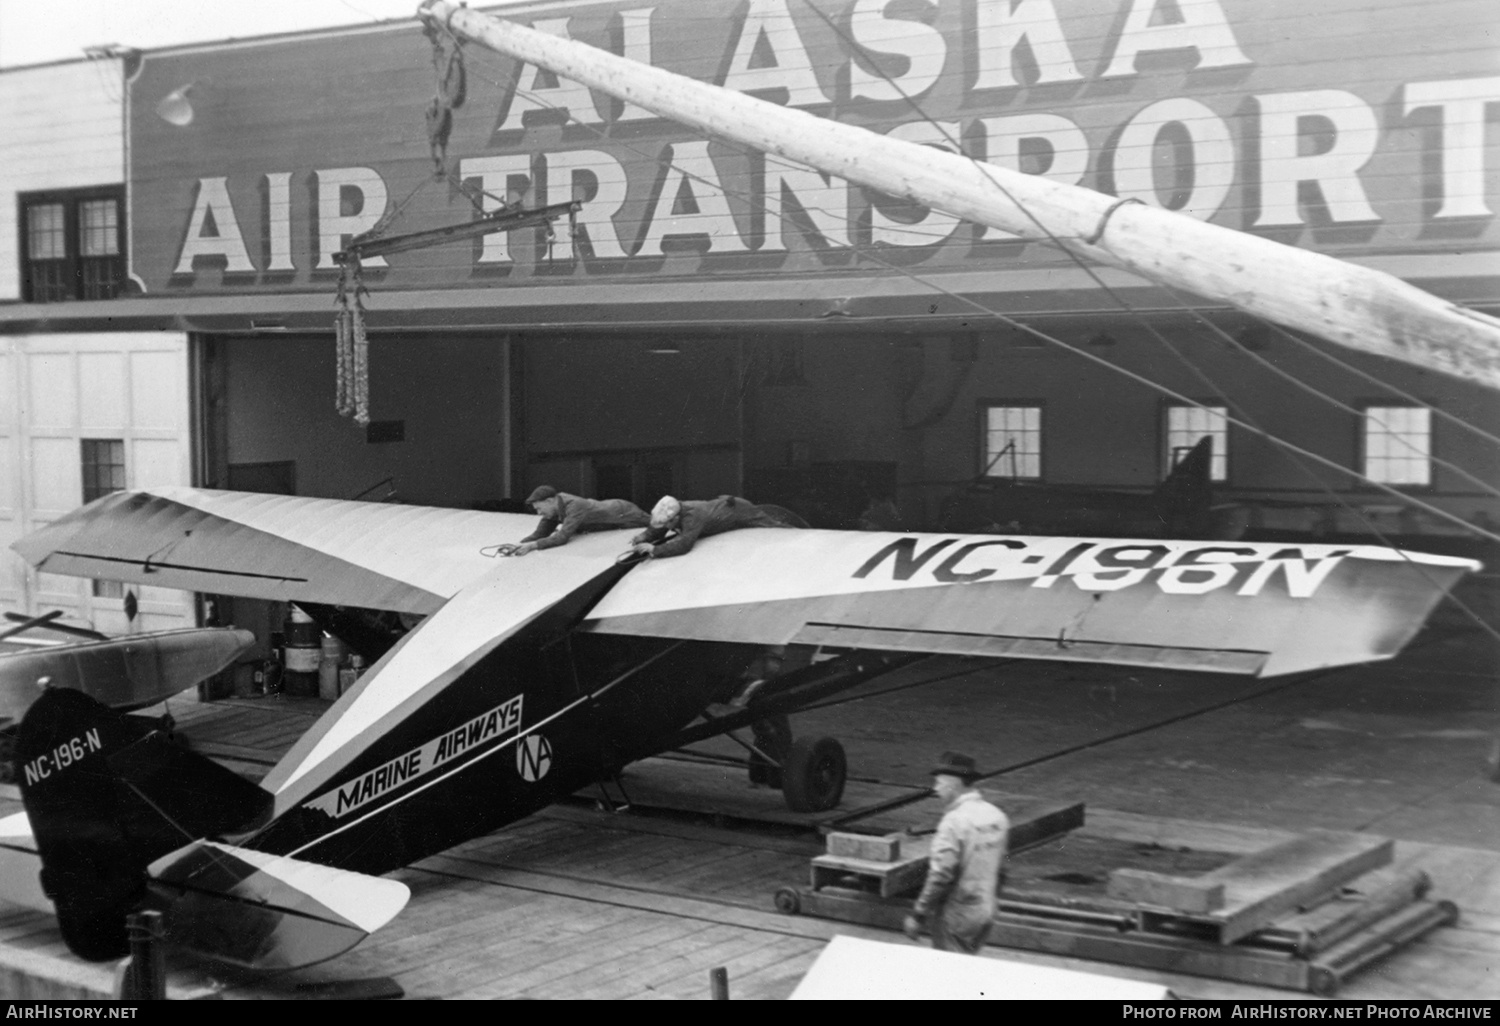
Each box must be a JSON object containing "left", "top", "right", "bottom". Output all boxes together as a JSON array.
[{"left": 13, "top": 488, "right": 1479, "bottom": 683}]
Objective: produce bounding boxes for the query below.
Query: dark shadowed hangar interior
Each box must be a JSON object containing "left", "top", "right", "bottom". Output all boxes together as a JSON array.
[{"left": 0, "top": 0, "right": 1497, "bottom": 1001}]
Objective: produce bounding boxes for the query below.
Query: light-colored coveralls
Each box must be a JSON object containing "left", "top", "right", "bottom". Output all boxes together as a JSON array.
[{"left": 912, "top": 790, "right": 1009, "bottom": 953}]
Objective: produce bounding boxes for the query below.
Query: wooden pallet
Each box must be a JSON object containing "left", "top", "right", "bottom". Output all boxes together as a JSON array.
[
  {"left": 779, "top": 827, "right": 1457, "bottom": 996},
  {"left": 808, "top": 794, "right": 1085, "bottom": 899},
  {"left": 1110, "top": 830, "right": 1395, "bottom": 944}
]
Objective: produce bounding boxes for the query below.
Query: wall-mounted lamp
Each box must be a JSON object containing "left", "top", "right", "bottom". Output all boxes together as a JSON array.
[{"left": 156, "top": 79, "right": 208, "bottom": 127}]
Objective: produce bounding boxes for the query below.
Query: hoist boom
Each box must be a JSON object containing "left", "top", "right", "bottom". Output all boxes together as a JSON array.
[{"left": 416, "top": 0, "right": 1500, "bottom": 393}]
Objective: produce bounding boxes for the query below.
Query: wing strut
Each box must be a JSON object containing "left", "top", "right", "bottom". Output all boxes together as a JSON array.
[{"left": 661, "top": 649, "right": 923, "bottom": 751}]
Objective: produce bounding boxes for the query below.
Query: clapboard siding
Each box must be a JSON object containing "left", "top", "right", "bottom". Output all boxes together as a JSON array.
[{"left": 0, "top": 59, "right": 125, "bottom": 302}]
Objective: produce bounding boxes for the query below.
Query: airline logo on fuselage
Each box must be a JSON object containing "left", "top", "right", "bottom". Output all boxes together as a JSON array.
[
  {"left": 307, "top": 694, "right": 524, "bottom": 819},
  {"left": 853, "top": 538, "right": 1352, "bottom": 599}
]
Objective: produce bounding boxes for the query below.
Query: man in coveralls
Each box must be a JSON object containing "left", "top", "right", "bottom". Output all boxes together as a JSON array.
[
  {"left": 903, "top": 751, "right": 1008, "bottom": 954},
  {"left": 627, "top": 494, "right": 801, "bottom": 559},
  {"left": 629, "top": 495, "right": 804, "bottom": 769},
  {"left": 507, "top": 486, "right": 650, "bottom": 556}
]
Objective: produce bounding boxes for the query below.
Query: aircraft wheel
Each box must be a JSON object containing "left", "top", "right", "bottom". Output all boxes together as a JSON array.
[
  {"left": 774, "top": 887, "right": 802, "bottom": 915},
  {"left": 782, "top": 736, "right": 846, "bottom": 813}
]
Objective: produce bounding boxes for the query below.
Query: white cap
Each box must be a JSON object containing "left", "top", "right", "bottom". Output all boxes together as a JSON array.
[{"left": 650, "top": 495, "right": 682, "bottom": 529}]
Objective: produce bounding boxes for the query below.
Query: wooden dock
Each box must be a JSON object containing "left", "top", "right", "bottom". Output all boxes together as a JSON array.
[{"left": 0, "top": 696, "right": 1496, "bottom": 999}]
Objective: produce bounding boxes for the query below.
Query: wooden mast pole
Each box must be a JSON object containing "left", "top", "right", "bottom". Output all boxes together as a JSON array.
[{"left": 418, "top": 0, "right": 1500, "bottom": 392}]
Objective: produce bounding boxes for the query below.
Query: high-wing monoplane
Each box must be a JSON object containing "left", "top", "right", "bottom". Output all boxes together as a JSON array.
[
  {"left": 0, "top": 487, "right": 1478, "bottom": 969},
  {"left": 0, "top": 0, "right": 1492, "bottom": 975}
]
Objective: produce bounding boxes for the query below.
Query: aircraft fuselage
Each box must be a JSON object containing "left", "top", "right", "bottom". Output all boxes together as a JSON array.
[{"left": 246, "top": 608, "right": 757, "bottom": 875}]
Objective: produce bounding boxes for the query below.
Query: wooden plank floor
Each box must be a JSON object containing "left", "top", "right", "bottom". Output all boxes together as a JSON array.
[{"left": 2, "top": 696, "right": 1497, "bottom": 999}]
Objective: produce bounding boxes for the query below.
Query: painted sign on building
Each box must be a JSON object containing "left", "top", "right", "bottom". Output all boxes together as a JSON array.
[{"left": 127, "top": 0, "right": 1499, "bottom": 299}]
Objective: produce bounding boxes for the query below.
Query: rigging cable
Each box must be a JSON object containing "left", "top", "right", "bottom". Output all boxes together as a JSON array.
[{"left": 448, "top": 45, "right": 1500, "bottom": 556}]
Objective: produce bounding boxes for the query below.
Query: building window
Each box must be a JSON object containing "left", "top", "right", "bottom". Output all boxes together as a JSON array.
[
  {"left": 1362, "top": 406, "right": 1431, "bottom": 487},
  {"left": 1165, "top": 404, "right": 1228, "bottom": 482},
  {"left": 81, "top": 439, "right": 126, "bottom": 503},
  {"left": 81, "top": 439, "right": 126, "bottom": 598},
  {"left": 19, "top": 187, "right": 125, "bottom": 302},
  {"left": 982, "top": 405, "right": 1042, "bottom": 480}
]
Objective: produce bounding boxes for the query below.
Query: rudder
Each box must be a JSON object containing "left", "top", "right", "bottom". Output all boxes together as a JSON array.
[{"left": 16, "top": 688, "right": 270, "bottom": 961}]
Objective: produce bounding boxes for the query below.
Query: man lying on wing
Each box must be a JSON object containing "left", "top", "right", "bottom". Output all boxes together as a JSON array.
[
  {"left": 502, "top": 485, "right": 651, "bottom": 556},
  {"left": 628, "top": 494, "right": 803, "bottom": 559}
]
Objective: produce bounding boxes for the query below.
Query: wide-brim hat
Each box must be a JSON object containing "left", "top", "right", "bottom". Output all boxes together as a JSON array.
[
  {"left": 525, "top": 485, "right": 558, "bottom": 506},
  {"left": 931, "top": 750, "right": 980, "bottom": 781}
]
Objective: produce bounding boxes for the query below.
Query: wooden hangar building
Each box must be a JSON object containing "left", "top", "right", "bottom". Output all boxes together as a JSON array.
[{"left": 2, "top": 0, "right": 1498, "bottom": 632}]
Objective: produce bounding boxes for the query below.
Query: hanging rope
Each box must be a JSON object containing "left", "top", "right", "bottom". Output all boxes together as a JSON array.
[
  {"left": 423, "top": 15, "right": 467, "bottom": 176},
  {"left": 329, "top": 20, "right": 469, "bottom": 429},
  {"left": 334, "top": 254, "right": 370, "bottom": 426}
]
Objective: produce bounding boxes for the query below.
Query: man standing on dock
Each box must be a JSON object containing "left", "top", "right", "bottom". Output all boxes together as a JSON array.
[{"left": 903, "top": 752, "right": 1008, "bottom": 954}]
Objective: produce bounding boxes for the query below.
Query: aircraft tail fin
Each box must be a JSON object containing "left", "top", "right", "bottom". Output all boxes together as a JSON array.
[
  {"left": 16, "top": 688, "right": 271, "bottom": 960},
  {"left": 1154, "top": 435, "right": 1214, "bottom": 534}
]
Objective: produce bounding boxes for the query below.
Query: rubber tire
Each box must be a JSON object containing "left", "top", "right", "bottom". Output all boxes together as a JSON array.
[
  {"left": 782, "top": 736, "right": 847, "bottom": 813},
  {"left": 774, "top": 887, "right": 802, "bottom": 915}
]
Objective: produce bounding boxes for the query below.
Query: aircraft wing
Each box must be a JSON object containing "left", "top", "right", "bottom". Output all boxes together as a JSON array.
[
  {"left": 581, "top": 530, "right": 1479, "bottom": 677},
  {"left": 10, "top": 487, "right": 542, "bottom": 615},
  {"left": 13, "top": 490, "right": 1479, "bottom": 678}
]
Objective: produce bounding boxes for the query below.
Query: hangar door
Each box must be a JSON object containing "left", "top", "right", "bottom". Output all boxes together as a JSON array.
[
  {"left": 523, "top": 338, "right": 743, "bottom": 508},
  {"left": 0, "top": 333, "right": 194, "bottom": 634}
]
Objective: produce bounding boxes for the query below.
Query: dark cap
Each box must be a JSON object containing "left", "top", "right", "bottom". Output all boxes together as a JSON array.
[
  {"left": 525, "top": 485, "right": 558, "bottom": 505},
  {"left": 931, "top": 750, "right": 980, "bottom": 782}
]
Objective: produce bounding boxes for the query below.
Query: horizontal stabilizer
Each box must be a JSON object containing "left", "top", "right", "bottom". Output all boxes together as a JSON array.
[
  {"left": 0, "top": 812, "right": 49, "bottom": 913},
  {"left": 149, "top": 841, "right": 410, "bottom": 971}
]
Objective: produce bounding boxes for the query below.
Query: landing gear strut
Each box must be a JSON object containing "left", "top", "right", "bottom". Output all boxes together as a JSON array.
[
  {"left": 745, "top": 715, "right": 846, "bottom": 813},
  {"left": 670, "top": 649, "right": 922, "bottom": 816},
  {"left": 748, "top": 715, "right": 791, "bottom": 789}
]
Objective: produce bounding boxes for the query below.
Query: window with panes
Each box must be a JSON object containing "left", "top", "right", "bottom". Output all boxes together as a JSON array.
[
  {"left": 981, "top": 405, "right": 1043, "bottom": 480},
  {"left": 81, "top": 439, "right": 126, "bottom": 503},
  {"left": 1361, "top": 406, "right": 1432, "bottom": 487},
  {"left": 20, "top": 188, "right": 125, "bottom": 302},
  {"left": 81, "top": 440, "right": 127, "bottom": 598},
  {"left": 1164, "top": 404, "right": 1229, "bottom": 482}
]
